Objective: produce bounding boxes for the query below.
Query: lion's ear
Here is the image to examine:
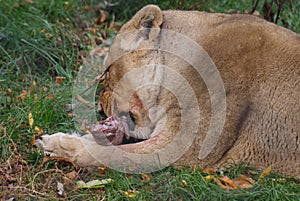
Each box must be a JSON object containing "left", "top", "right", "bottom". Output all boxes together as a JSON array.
[
  {"left": 131, "top": 5, "right": 163, "bottom": 29},
  {"left": 117, "top": 5, "right": 163, "bottom": 51}
]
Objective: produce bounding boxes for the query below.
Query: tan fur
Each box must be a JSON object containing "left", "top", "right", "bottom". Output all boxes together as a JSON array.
[
  {"left": 100, "top": 5, "right": 300, "bottom": 177},
  {"left": 37, "top": 5, "right": 299, "bottom": 178}
]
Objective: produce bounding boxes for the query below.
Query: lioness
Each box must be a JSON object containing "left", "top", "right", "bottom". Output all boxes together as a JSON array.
[{"left": 36, "top": 5, "right": 300, "bottom": 178}]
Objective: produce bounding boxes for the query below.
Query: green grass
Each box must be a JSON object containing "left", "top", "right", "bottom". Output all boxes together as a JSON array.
[{"left": 0, "top": 0, "right": 299, "bottom": 200}]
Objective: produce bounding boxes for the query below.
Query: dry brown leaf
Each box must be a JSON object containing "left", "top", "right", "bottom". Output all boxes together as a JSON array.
[
  {"left": 67, "top": 113, "right": 76, "bottom": 118},
  {"left": 98, "top": 166, "right": 108, "bottom": 176},
  {"left": 66, "top": 171, "right": 77, "bottom": 180},
  {"left": 273, "top": 178, "right": 286, "bottom": 183},
  {"left": 201, "top": 167, "right": 217, "bottom": 175},
  {"left": 205, "top": 175, "right": 214, "bottom": 181},
  {"left": 4, "top": 88, "right": 11, "bottom": 96},
  {"left": 258, "top": 165, "right": 272, "bottom": 181},
  {"left": 97, "top": 10, "right": 109, "bottom": 25},
  {"left": 81, "top": 6, "right": 91, "bottom": 11},
  {"left": 25, "top": 0, "right": 34, "bottom": 4},
  {"left": 84, "top": 27, "right": 96, "bottom": 33},
  {"left": 28, "top": 112, "right": 34, "bottom": 128},
  {"left": 181, "top": 180, "right": 188, "bottom": 187},
  {"left": 55, "top": 77, "right": 65, "bottom": 85},
  {"left": 31, "top": 126, "right": 44, "bottom": 147},
  {"left": 208, "top": 174, "right": 255, "bottom": 190},
  {"left": 20, "top": 90, "right": 27, "bottom": 100},
  {"left": 232, "top": 174, "right": 255, "bottom": 189},
  {"left": 40, "top": 85, "right": 50, "bottom": 93},
  {"left": 0, "top": 85, "right": 2, "bottom": 91},
  {"left": 34, "top": 126, "right": 43, "bottom": 135},
  {"left": 217, "top": 176, "right": 238, "bottom": 190},
  {"left": 28, "top": 80, "right": 37, "bottom": 94},
  {"left": 124, "top": 190, "right": 140, "bottom": 198},
  {"left": 141, "top": 173, "right": 150, "bottom": 182},
  {"left": 192, "top": 164, "right": 198, "bottom": 172},
  {"left": 45, "top": 33, "right": 53, "bottom": 39},
  {"left": 46, "top": 94, "right": 55, "bottom": 99}
]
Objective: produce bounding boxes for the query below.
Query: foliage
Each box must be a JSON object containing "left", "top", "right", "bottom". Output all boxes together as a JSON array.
[{"left": 104, "top": 0, "right": 299, "bottom": 32}]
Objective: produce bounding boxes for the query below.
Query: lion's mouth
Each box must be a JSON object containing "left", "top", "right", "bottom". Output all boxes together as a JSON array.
[{"left": 88, "top": 116, "right": 144, "bottom": 145}]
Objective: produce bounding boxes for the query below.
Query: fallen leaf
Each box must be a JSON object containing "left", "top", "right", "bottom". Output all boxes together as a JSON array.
[
  {"left": 29, "top": 80, "right": 37, "bottom": 94},
  {"left": 4, "top": 88, "right": 11, "bottom": 96},
  {"left": 181, "top": 180, "right": 188, "bottom": 187},
  {"left": 273, "top": 178, "right": 286, "bottom": 183},
  {"left": 84, "top": 27, "right": 96, "bottom": 33},
  {"left": 124, "top": 190, "right": 140, "bottom": 198},
  {"left": 97, "top": 10, "right": 109, "bottom": 25},
  {"left": 205, "top": 175, "right": 214, "bottom": 181},
  {"left": 20, "top": 90, "right": 27, "bottom": 100},
  {"left": 45, "top": 33, "right": 53, "bottom": 39},
  {"left": 66, "top": 171, "right": 77, "bottom": 180},
  {"left": 217, "top": 176, "right": 238, "bottom": 190},
  {"left": 0, "top": 85, "right": 2, "bottom": 91},
  {"left": 201, "top": 167, "right": 217, "bottom": 175},
  {"left": 81, "top": 6, "right": 91, "bottom": 10},
  {"left": 98, "top": 166, "right": 108, "bottom": 176},
  {"left": 31, "top": 126, "right": 44, "bottom": 147},
  {"left": 46, "top": 94, "right": 55, "bottom": 99},
  {"left": 258, "top": 165, "right": 272, "bottom": 181},
  {"left": 56, "top": 76, "right": 65, "bottom": 85},
  {"left": 28, "top": 113, "right": 34, "bottom": 128},
  {"left": 141, "top": 173, "right": 150, "bottom": 182},
  {"left": 25, "top": 0, "right": 34, "bottom": 4},
  {"left": 34, "top": 126, "right": 43, "bottom": 135},
  {"left": 232, "top": 174, "right": 255, "bottom": 189},
  {"left": 40, "top": 85, "right": 50, "bottom": 93},
  {"left": 67, "top": 113, "right": 76, "bottom": 117},
  {"left": 192, "top": 164, "right": 198, "bottom": 172},
  {"left": 77, "top": 178, "right": 113, "bottom": 189}
]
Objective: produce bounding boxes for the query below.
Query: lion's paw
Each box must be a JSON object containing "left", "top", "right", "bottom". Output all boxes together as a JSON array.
[{"left": 35, "top": 132, "right": 102, "bottom": 167}]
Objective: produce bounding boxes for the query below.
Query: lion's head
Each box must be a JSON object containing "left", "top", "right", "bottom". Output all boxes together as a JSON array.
[{"left": 96, "top": 5, "right": 202, "bottom": 146}]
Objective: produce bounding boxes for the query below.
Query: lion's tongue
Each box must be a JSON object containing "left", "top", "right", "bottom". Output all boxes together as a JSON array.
[{"left": 88, "top": 116, "right": 130, "bottom": 145}]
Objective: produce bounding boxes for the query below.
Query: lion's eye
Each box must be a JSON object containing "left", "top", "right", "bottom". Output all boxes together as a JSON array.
[
  {"left": 98, "top": 103, "right": 108, "bottom": 119},
  {"left": 128, "top": 111, "right": 136, "bottom": 124}
]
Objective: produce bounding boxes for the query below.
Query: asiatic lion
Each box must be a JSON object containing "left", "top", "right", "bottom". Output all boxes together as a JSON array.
[{"left": 36, "top": 5, "right": 300, "bottom": 178}]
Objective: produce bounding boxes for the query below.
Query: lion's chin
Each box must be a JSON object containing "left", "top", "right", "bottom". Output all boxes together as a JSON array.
[{"left": 88, "top": 116, "right": 145, "bottom": 146}]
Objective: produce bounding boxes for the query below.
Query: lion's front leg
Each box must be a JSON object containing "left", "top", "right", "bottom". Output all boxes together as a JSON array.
[{"left": 35, "top": 133, "right": 103, "bottom": 167}]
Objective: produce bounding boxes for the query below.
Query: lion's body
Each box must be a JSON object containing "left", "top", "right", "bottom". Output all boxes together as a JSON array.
[{"left": 37, "top": 5, "right": 300, "bottom": 178}]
